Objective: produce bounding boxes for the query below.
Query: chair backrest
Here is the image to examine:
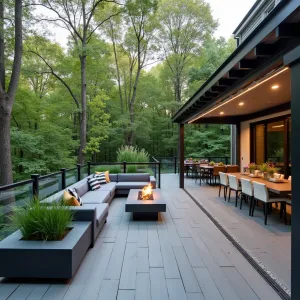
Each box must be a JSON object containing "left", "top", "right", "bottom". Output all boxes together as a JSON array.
[
  {"left": 213, "top": 166, "right": 226, "bottom": 176},
  {"left": 288, "top": 176, "right": 292, "bottom": 181},
  {"left": 240, "top": 178, "right": 253, "bottom": 196},
  {"left": 253, "top": 181, "right": 269, "bottom": 203},
  {"left": 219, "top": 172, "right": 228, "bottom": 186},
  {"left": 228, "top": 174, "right": 239, "bottom": 190},
  {"left": 226, "top": 165, "right": 239, "bottom": 173}
]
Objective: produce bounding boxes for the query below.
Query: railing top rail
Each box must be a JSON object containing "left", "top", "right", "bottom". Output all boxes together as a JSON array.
[
  {"left": 39, "top": 171, "right": 62, "bottom": 180},
  {"left": 90, "top": 161, "right": 160, "bottom": 165},
  {"left": 0, "top": 179, "right": 34, "bottom": 191},
  {"left": 65, "top": 167, "right": 77, "bottom": 172}
]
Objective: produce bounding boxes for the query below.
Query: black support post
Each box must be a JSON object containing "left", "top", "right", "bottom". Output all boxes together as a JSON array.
[
  {"left": 158, "top": 162, "right": 161, "bottom": 189},
  {"left": 77, "top": 164, "right": 81, "bottom": 182},
  {"left": 179, "top": 124, "right": 184, "bottom": 188},
  {"left": 60, "top": 168, "right": 66, "bottom": 190},
  {"left": 123, "top": 161, "right": 127, "bottom": 173},
  {"left": 31, "top": 174, "right": 40, "bottom": 199},
  {"left": 285, "top": 46, "right": 300, "bottom": 300},
  {"left": 174, "top": 156, "right": 177, "bottom": 174},
  {"left": 87, "top": 161, "right": 91, "bottom": 176}
]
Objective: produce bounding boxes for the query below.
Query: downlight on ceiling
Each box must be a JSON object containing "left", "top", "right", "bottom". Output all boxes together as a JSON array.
[{"left": 188, "top": 67, "right": 289, "bottom": 124}]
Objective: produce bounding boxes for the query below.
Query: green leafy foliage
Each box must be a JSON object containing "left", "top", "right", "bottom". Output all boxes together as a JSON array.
[
  {"left": 9, "top": 200, "right": 73, "bottom": 241},
  {"left": 94, "top": 165, "right": 122, "bottom": 173}
]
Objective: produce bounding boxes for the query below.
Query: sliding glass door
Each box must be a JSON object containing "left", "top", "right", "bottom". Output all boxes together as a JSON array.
[{"left": 251, "top": 115, "right": 291, "bottom": 177}]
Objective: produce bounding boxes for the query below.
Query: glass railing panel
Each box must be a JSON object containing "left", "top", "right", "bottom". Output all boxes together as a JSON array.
[{"left": 39, "top": 173, "right": 62, "bottom": 200}]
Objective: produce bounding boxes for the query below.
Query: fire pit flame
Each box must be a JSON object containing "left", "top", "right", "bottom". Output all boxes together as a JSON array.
[{"left": 141, "top": 184, "right": 153, "bottom": 200}]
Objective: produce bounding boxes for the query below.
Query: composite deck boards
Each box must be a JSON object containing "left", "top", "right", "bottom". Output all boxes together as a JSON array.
[{"left": 0, "top": 174, "right": 284, "bottom": 300}]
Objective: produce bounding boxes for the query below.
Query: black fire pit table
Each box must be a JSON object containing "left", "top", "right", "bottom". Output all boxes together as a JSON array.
[{"left": 125, "top": 189, "right": 166, "bottom": 220}]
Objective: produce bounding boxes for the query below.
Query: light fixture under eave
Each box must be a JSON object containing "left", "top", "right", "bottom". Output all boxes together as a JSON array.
[
  {"left": 272, "top": 125, "right": 284, "bottom": 128},
  {"left": 238, "top": 102, "right": 244, "bottom": 106},
  {"left": 220, "top": 111, "right": 224, "bottom": 115},
  {"left": 271, "top": 84, "right": 279, "bottom": 90},
  {"left": 188, "top": 67, "right": 289, "bottom": 124}
]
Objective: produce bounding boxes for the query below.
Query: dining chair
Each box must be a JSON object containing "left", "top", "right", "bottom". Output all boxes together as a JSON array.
[
  {"left": 226, "top": 165, "right": 239, "bottom": 173},
  {"left": 228, "top": 174, "right": 241, "bottom": 207},
  {"left": 252, "top": 181, "right": 289, "bottom": 225},
  {"left": 212, "top": 166, "right": 226, "bottom": 185},
  {"left": 240, "top": 178, "right": 253, "bottom": 213},
  {"left": 198, "top": 166, "right": 210, "bottom": 186},
  {"left": 219, "top": 172, "right": 229, "bottom": 201}
]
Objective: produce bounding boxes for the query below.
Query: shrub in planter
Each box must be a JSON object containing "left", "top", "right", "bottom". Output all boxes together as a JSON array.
[
  {"left": 94, "top": 165, "right": 122, "bottom": 174},
  {"left": 117, "top": 146, "right": 150, "bottom": 163},
  {"left": 127, "top": 165, "right": 137, "bottom": 173},
  {"left": 9, "top": 200, "right": 73, "bottom": 241}
]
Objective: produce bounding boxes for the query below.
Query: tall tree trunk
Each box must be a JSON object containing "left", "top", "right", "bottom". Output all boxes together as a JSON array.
[
  {"left": 79, "top": 54, "right": 87, "bottom": 164},
  {"left": 0, "top": 101, "right": 13, "bottom": 185}
]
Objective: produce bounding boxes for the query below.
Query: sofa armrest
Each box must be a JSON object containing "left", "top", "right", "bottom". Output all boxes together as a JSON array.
[
  {"left": 69, "top": 205, "right": 96, "bottom": 222},
  {"left": 150, "top": 176, "right": 157, "bottom": 189}
]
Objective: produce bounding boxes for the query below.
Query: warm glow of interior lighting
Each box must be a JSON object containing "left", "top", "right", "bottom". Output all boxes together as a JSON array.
[
  {"left": 271, "top": 84, "right": 279, "bottom": 90},
  {"left": 188, "top": 67, "right": 289, "bottom": 123},
  {"left": 220, "top": 111, "right": 224, "bottom": 115},
  {"left": 272, "top": 125, "right": 284, "bottom": 128},
  {"left": 238, "top": 102, "right": 244, "bottom": 106}
]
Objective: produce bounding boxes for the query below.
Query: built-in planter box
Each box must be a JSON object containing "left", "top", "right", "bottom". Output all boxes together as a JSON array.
[{"left": 0, "top": 221, "right": 92, "bottom": 279}]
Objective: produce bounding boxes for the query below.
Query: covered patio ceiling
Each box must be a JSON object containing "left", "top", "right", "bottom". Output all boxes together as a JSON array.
[{"left": 172, "top": 1, "right": 300, "bottom": 125}]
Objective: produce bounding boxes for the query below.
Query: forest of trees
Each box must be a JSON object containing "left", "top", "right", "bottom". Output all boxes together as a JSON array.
[{"left": 0, "top": 0, "right": 236, "bottom": 184}]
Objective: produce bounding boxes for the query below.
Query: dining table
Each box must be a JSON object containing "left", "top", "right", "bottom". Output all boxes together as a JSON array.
[{"left": 227, "top": 172, "right": 291, "bottom": 195}]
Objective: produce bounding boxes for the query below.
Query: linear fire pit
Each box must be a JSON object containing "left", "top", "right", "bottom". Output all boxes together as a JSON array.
[{"left": 125, "top": 189, "right": 166, "bottom": 220}]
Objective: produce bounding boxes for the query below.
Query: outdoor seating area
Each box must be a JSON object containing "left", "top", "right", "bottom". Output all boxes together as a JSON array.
[{"left": 0, "top": 175, "right": 285, "bottom": 300}]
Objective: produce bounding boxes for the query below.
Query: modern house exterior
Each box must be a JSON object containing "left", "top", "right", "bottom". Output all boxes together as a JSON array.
[{"left": 172, "top": 0, "right": 300, "bottom": 298}]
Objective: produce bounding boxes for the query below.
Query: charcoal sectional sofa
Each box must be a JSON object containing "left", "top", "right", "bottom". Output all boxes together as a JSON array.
[{"left": 41, "top": 173, "right": 156, "bottom": 246}]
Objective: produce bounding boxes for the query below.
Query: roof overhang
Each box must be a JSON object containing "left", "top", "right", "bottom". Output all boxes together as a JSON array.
[{"left": 172, "top": 0, "right": 300, "bottom": 124}]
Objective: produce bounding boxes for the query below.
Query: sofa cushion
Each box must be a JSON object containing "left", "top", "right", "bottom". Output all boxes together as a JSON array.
[
  {"left": 109, "top": 174, "right": 118, "bottom": 182},
  {"left": 118, "top": 173, "right": 150, "bottom": 182},
  {"left": 81, "top": 190, "right": 111, "bottom": 204},
  {"left": 98, "top": 182, "right": 117, "bottom": 196},
  {"left": 95, "top": 203, "right": 109, "bottom": 226},
  {"left": 75, "top": 182, "right": 89, "bottom": 197},
  {"left": 116, "top": 182, "right": 149, "bottom": 190}
]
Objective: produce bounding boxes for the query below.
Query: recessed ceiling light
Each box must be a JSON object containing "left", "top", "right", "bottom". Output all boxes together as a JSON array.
[
  {"left": 271, "top": 85, "right": 279, "bottom": 90},
  {"left": 238, "top": 102, "right": 244, "bottom": 106},
  {"left": 220, "top": 111, "right": 224, "bottom": 115}
]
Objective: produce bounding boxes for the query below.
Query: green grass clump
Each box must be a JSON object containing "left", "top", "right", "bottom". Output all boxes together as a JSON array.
[
  {"left": 117, "top": 146, "right": 150, "bottom": 163},
  {"left": 9, "top": 200, "right": 73, "bottom": 241},
  {"left": 127, "top": 165, "right": 137, "bottom": 173},
  {"left": 94, "top": 165, "right": 122, "bottom": 174}
]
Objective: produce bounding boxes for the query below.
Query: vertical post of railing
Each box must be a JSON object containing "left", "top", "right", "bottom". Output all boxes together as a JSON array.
[
  {"left": 88, "top": 161, "right": 91, "bottom": 176},
  {"left": 154, "top": 162, "right": 157, "bottom": 179},
  {"left": 31, "top": 174, "right": 40, "bottom": 200},
  {"left": 158, "top": 162, "right": 161, "bottom": 189},
  {"left": 123, "top": 161, "right": 127, "bottom": 173},
  {"left": 77, "top": 164, "right": 81, "bottom": 182},
  {"left": 226, "top": 157, "right": 228, "bottom": 165},
  {"left": 174, "top": 156, "right": 177, "bottom": 174},
  {"left": 60, "top": 168, "right": 66, "bottom": 190}
]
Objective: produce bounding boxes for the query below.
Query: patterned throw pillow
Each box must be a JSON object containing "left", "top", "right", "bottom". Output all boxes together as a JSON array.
[
  {"left": 68, "top": 188, "right": 82, "bottom": 206},
  {"left": 94, "top": 172, "right": 107, "bottom": 184},
  {"left": 87, "top": 176, "right": 101, "bottom": 191}
]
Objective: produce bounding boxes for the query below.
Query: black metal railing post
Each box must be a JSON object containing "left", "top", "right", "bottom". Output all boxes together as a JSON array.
[
  {"left": 87, "top": 161, "right": 91, "bottom": 175},
  {"left": 174, "top": 156, "right": 177, "bottom": 174},
  {"left": 123, "top": 161, "right": 127, "bottom": 173},
  {"left": 31, "top": 174, "right": 40, "bottom": 199},
  {"left": 158, "top": 162, "right": 161, "bottom": 188},
  {"left": 60, "top": 168, "right": 66, "bottom": 189},
  {"left": 225, "top": 157, "right": 228, "bottom": 165},
  {"left": 77, "top": 164, "right": 81, "bottom": 182}
]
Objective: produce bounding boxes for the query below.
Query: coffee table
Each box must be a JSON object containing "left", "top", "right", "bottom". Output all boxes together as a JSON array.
[{"left": 125, "top": 189, "right": 166, "bottom": 220}]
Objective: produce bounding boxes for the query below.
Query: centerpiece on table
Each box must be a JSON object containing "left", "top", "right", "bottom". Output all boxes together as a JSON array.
[
  {"left": 218, "top": 162, "right": 224, "bottom": 166},
  {"left": 258, "top": 162, "right": 269, "bottom": 179},
  {"left": 266, "top": 163, "right": 279, "bottom": 179},
  {"left": 209, "top": 161, "right": 215, "bottom": 166},
  {"left": 248, "top": 162, "right": 257, "bottom": 174}
]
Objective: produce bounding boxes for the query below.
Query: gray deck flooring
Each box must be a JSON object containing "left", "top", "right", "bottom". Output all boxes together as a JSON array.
[
  {"left": 185, "top": 176, "right": 291, "bottom": 290},
  {"left": 0, "top": 174, "right": 282, "bottom": 300}
]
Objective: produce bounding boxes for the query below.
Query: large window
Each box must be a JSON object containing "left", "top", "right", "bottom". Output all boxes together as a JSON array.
[{"left": 251, "top": 115, "right": 291, "bottom": 176}]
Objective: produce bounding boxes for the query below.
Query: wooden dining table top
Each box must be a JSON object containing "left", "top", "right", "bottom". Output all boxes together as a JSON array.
[{"left": 227, "top": 172, "right": 291, "bottom": 195}]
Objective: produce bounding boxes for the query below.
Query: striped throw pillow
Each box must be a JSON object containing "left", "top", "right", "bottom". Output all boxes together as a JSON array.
[
  {"left": 87, "top": 176, "right": 101, "bottom": 191},
  {"left": 94, "top": 172, "right": 107, "bottom": 184},
  {"left": 68, "top": 188, "right": 82, "bottom": 206}
]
